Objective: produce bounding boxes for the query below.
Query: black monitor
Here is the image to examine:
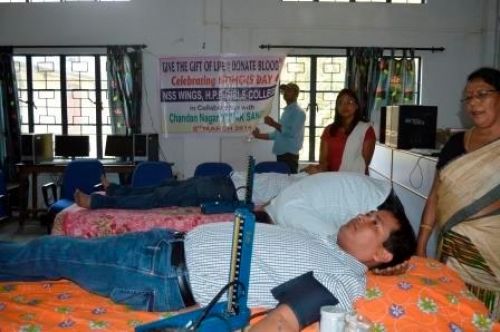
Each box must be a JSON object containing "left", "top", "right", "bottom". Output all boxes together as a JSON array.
[
  {"left": 105, "top": 135, "right": 133, "bottom": 158},
  {"left": 20, "top": 133, "right": 53, "bottom": 163},
  {"left": 54, "top": 135, "right": 90, "bottom": 159}
]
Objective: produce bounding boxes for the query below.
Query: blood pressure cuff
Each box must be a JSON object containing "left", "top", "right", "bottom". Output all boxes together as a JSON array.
[{"left": 271, "top": 271, "right": 339, "bottom": 328}]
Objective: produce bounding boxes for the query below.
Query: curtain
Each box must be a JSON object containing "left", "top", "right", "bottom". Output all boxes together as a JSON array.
[
  {"left": 0, "top": 47, "right": 21, "bottom": 181},
  {"left": 374, "top": 53, "right": 416, "bottom": 107},
  {"left": 345, "top": 47, "right": 384, "bottom": 121},
  {"left": 107, "top": 46, "right": 143, "bottom": 135},
  {"left": 370, "top": 53, "right": 417, "bottom": 136}
]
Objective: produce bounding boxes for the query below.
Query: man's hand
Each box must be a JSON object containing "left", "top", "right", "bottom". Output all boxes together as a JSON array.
[
  {"left": 264, "top": 116, "right": 276, "bottom": 127},
  {"left": 264, "top": 116, "right": 282, "bottom": 131},
  {"left": 301, "top": 164, "right": 321, "bottom": 175},
  {"left": 249, "top": 305, "right": 299, "bottom": 332},
  {"left": 252, "top": 127, "right": 261, "bottom": 137}
]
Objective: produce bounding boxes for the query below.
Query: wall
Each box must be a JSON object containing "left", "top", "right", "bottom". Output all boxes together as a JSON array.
[{"left": 0, "top": 0, "right": 497, "bottom": 176}]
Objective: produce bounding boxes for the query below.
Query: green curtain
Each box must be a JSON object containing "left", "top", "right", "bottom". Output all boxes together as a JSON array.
[
  {"left": 0, "top": 47, "right": 21, "bottom": 181},
  {"left": 345, "top": 47, "right": 384, "bottom": 121},
  {"left": 374, "top": 54, "right": 416, "bottom": 107},
  {"left": 346, "top": 48, "right": 417, "bottom": 123},
  {"left": 107, "top": 46, "right": 143, "bottom": 135}
]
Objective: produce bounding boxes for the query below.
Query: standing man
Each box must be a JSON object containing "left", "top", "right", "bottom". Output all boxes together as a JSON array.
[{"left": 252, "top": 82, "right": 306, "bottom": 173}]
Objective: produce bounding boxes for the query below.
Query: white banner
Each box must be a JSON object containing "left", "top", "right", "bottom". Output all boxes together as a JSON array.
[{"left": 159, "top": 54, "right": 285, "bottom": 135}]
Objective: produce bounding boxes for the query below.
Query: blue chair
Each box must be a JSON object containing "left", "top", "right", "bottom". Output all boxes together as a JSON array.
[
  {"left": 254, "top": 161, "right": 290, "bottom": 174},
  {"left": 0, "top": 170, "right": 9, "bottom": 222},
  {"left": 131, "top": 161, "right": 174, "bottom": 188},
  {"left": 42, "top": 159, "right": 104, "bottom": 231},
  {"left": 194, "top": 162, "right": 233, "bottom": 177}
]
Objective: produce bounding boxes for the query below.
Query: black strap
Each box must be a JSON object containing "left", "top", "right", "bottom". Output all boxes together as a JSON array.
[{"left": 171, "top": 238, "right": 196, "bottom": 307}]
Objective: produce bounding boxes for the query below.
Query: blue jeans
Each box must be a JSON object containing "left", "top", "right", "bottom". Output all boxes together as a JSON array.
[
  {"left": 91, "top": 175, "right": 237, "bottom": 209},
  {"left": 0, "top": 229, "right": 187, "bottom": 312}
]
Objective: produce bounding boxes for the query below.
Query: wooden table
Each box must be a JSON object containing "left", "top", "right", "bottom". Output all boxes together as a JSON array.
[{"left": 16, "top": 161, "right": 136, "bottom": 230}]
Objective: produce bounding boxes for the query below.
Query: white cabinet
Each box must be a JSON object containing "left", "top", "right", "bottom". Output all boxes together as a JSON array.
[
  {"left": 369, "top": 144, "right": 440, "bottom": 257},
  {"left": 369, "top": 144, "right": 392, "bottom": 180},
  {"left": 392, "top": 150, "right": 436, "bottom": 199}
]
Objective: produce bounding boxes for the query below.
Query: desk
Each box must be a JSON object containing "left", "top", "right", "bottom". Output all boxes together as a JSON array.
[{"left": 16, "top": 161, "right": 136, "bottom": 230}]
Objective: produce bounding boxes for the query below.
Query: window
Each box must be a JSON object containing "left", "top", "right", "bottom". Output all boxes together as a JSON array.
[
  {"left": 0, "top": 0, "right": 129, "bottom": 3},
  {"left": 282, "top": 0, "right": 424, "bottom": 3},
  {"left": 14, "top": 54, "right": 113, "bottom": 158},
  {"left": 279, "top": 55, "right": 420, "bottom": 162}
]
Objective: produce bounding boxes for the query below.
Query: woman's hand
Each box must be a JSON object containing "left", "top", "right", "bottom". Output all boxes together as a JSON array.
[
  {"left": 416, "top": 246, "right": 428, "bottom": 257},
  {"left": 372, "top": 260, "right": 410, "bottom": 276}
]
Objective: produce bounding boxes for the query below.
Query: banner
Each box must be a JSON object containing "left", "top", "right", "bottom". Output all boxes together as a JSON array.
[{"left": 159, "top": 54, "right": 285, "bottom": 135}]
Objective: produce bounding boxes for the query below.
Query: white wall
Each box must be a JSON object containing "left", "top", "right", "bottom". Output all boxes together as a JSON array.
[{"left": 0, "top": 0, "right": 497, "bottom": 176}]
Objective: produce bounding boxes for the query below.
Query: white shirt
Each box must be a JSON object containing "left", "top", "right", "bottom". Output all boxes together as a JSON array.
[
  {"left": 230, "top": 171, "right": 307, "bottom": 205},
  {"left": 184, "top": 222, "right": 366, "bottom": 310}
]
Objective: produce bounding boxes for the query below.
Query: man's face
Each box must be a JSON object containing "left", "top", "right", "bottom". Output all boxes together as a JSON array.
[
  {"left": 337, "top": 211, "right": 400, "bottom": 267},
  {"left": 281, "top": 88, "right": 298, "bottom": 104}
]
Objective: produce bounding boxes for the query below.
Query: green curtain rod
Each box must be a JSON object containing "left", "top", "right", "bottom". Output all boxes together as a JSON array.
[
  {"left": 8, "top": 44, "right": 147, "bottom": 49},
  {"left": 259, "top": 44, "right": 445, "bottom": 52}
]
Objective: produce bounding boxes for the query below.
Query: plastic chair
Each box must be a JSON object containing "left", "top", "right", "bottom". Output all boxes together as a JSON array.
[
  {"left": 42, "top": 159, "right": 104, "bottom": 232},
  {"left": 0, "top": 170, "right": 9, "bottom": 222},
  {"left": 194, "top": 162, "right": 233, "bottom": 177},
  {"left": 130, "top": 161, "right": 174, "bottom": 188},
  {"left": 254, "top": 161, "right": 290, "bottom": 174}
]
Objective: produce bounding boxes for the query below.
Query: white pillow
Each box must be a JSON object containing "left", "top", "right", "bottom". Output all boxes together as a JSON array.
[{"left": 264, "top": 172, "right": 391, "bottom": 236}]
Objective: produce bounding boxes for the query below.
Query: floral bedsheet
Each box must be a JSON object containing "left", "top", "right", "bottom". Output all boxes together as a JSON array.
[
  {"left": 1, "top": 257, "right": 498, "bottom": 331},
  {"left": 51, "top": 204, "right": 234, "bottom": 238},
  {"left": 356, "top": 256, "right": 499, "bottom": 331}
]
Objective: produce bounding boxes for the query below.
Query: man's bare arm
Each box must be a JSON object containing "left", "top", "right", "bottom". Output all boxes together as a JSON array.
[{"left": 249, "top": 305, "right": 299, "bottom": 332}]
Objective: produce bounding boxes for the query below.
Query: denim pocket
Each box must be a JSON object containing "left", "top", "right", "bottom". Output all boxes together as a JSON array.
[{"left": 110, "top": 287, "right": 155, "bottom": 311}]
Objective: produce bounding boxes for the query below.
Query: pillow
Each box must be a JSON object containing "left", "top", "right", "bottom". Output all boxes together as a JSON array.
[
  {"left": 264, "top": 172, "right": 391, "bottom": 236},
  {"left": 356, "top": 256, "right": 496, "bottom": 331}
]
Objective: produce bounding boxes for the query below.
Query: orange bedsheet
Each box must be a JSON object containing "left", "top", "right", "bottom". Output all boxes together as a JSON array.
[
  {"left": 1, "top": 257, "right": 498, "bottom": 331},
  {"left": 0, "top": 280, "right": 316, "bottom": 332}
]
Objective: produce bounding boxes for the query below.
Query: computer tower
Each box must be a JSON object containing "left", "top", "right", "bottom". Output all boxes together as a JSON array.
[
  {"left": 20, "top": 133, "right": 53, "bottom": 163},
  {"left": 133, "top": 133, "right": 159, "bottom": 162},
  {"left": 381, "top": 105, "right": 437, "bottom": 149}
]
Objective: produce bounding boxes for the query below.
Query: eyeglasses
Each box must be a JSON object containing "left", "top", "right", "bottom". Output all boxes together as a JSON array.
[
  {"left": 337, "top": 99, "right": 357, "bottom": 106},
  {"left": 460, "top": 89, "right": 498, "bottom": 104}
]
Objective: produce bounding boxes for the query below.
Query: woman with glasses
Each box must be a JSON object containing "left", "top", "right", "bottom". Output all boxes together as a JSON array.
[
  {"left": 417, "top": 67, "right": 500, "bottom": 320},
  {"left": 302, "top": 88, "right": 376, "bottom": 175}
]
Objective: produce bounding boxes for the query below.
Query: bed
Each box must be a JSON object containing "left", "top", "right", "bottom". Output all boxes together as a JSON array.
[
  {"left": 1, "top": 257, "right": 498, "bottom": 332},
  {"left": 50, "top": 167, "right": 267, "bottom": 238},
  {"left": 51, "top": 203, "right": 235, "bottom": 237}
]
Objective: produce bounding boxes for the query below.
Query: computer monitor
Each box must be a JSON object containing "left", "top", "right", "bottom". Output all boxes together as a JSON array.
[
  {"left": 54, "top": 135, "right": 90, "bottom": 159},
  {"left": 105, "top": 135, "right": 133, "bottom": 159},
  {"left": 133, "top": 133, "right": 159, "bottom": 162},
  {"left": 20, "top": 133, "right": 53, "bottom": 163}
]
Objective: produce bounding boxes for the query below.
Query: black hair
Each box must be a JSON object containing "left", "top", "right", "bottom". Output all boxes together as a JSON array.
[
  {"left": 375, "top": 191, "right": 417, "bottom": 269},
  {"left": 329, "top": 88, "right": 363, "bottom": 136},
  {"left": 467, "top": 67, "right": 500, "bottom": 90}
]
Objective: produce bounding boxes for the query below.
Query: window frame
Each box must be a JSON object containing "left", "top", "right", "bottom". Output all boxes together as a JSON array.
[
  {"left": 281, "top": 0, "right": 425, "bottom": 3},
  {"left": 14, "top": 53, "right": 110, "bottom": 159},
  {"left": 279, "top": 54, "right": 422, "bottom": 162},
  {"left": 0, "top": 0, "right": 129, "bottom": 3}
]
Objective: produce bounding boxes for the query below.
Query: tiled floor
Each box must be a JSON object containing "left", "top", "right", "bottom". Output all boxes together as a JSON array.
[{"left": 0, "top": 217, "right": 47, "bottom": 242}]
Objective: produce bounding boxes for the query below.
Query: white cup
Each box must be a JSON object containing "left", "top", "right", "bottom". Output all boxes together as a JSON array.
[{"left": 319, "top": 305, "right": 346, "bottom": 332}]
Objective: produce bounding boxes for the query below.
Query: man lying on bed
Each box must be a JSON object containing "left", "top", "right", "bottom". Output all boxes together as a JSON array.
[
  {"left": 73, "top": 171, "right": 307, "bottom": 210},
  {"left": 0, "top": 194, "right": 416, "bottom": 320}
]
